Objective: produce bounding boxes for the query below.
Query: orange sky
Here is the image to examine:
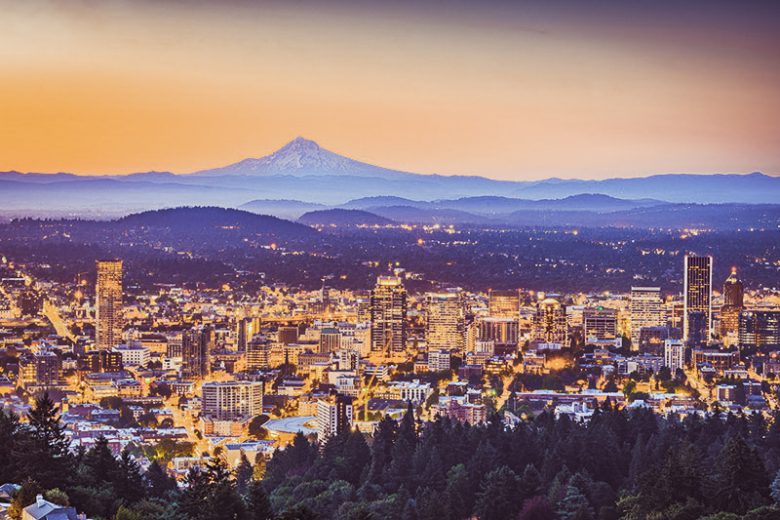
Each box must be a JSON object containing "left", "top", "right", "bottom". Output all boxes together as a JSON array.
[{"left": 1, "top": 0, "right": 778, "bottom": 179}]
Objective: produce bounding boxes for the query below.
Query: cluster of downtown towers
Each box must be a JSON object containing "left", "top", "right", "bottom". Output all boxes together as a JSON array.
[{"left": 91, "top": 254, "right": 777, "bottom": 370}]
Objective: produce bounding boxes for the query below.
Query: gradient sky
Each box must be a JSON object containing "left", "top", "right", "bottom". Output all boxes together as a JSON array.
[{"left": 1, "top": 0, "right": 779, "bottom": 180}]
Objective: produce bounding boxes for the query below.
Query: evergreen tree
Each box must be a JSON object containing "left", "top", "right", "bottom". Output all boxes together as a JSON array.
[
  {"left": 203, "top": 457, "right": 246, "bottom": 520},
  {"left": 389, "top": 435, "right": 415, "bottom": 491},
  {"left": 113, "top": 505, "right": 141, "bottom": 520},
  {"left": 264, "top": 433, "right": 318, "bottom": 491},
  {"left": 398, "top": 402, "right": 418, "bottom": 447},
  {"left": 343, "top": 430, "right": 371, "bottom": 484},
  {"left": 236, "top": 453, "right": 254, "bottom": 497},
  {"left": 386, "top": 404, "right": 418, "bottom": 491},
  {"left": 16, "top": 392, "right": 72, "bottom": 490},
  {"left": 556, "top": 485, "right": 593, "bottom": 520},
  {"left": 467, "top": 440, "right": 499, "bottom": 496},
  {"left": 473, "top": 465, "right": 521, "bottom": 520},
  {"left": 132, "top": 498, "right": 171, "bottom": 520},
  {"left": 771, "top": 469, "right": 780, "bottom": 504},
  {"left": 82, "top": 436, "right": 119, "bottom": 487},
  {"left": 0, "top": 408, "right": 21, "bottom": 483},
  {"left": 367, "top": 417, "right": 397, "bottom": 484},
  {"left": 115, "top": 450, "right": 146, "bottom": 504},
  {"left": 547, "top": 466, "right": 572, "bottom": 506},
  {"left": 517, "top": 496, "right": 556, "bottom": 520},
  {"left": 419, "top": 447, "right": 447, "bottom": 491},
  {"left": 518, "top": 464, "right": 543, "bottom": 501},
  {"left": 177, "top": 467, "right": 211, "bottom": 520},
  {"left": 247, "top": 480, "right": 275, "bottom": 520},
  {"left": 626, "top": 434, "right": 647, "bottom": 489},
  {"left": 278, "top": 504, "right": 318, "bottom": 520},
  {"left": 145, "top": 460, "right": 177, "bottom": 498},
  {"left": 415, "top": 486, "right": 451, "bottom": 520},
  {"left": 445, "top": 463, "right": 470, "bottom": 519},
  {"left": 712, "top": 435, "right": 771, "bottom": 514}
]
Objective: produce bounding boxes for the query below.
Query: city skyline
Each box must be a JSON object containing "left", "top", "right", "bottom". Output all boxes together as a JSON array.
[
  {"left": 2, "top": 209, "right": 780, "bottom": 519},
  {"left": 2, "top": 0, "right": 779, "bottom": 179},
  {"left": 1, "top": 2, "right": 779, "bottom": 519}
]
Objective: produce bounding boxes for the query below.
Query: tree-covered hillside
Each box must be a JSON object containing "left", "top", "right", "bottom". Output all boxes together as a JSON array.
[{"left": 2, "top": 394, "right": 780, "bottom": 520}]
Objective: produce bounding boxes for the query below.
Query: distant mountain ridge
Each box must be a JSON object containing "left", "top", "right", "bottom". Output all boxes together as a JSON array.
[
  {"left": 240, "top": 194, "right": 780, "bottom": 230},
  {"left": 117, "top": 206, "right": 315, "bottom": 238},
  {"left": 511, "top": 172, "right": 778, "bottom": 203},
  {"left": 298, "top": 209, "right": 395, "bottom": 226},
  {"left": 2, "top": 138, "right": 779, "bottom": 215}
]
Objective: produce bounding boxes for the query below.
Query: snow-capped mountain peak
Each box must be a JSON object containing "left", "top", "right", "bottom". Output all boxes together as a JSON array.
[{"left": 194, "top": 137, "right": 407, "bottom": 179}]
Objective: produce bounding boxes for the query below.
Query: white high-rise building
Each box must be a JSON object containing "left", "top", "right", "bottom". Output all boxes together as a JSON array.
[
  {"left": 428, "top": 349, "right": 452, "bottom": 372},
  {"left": 663, "top": 339, "right": 685, "bottom": 374},
  {"left": 202, "top": 381, "right": 263, "bottom": 421},
  {"left": 316, "top": 394, "right": 353, "bottom": 439},
  {"left": 112, "top": 344, "right": 150, "bottom": 367},
  {"left": 630, "top": 287, "right": 664, "bottom": 348}
]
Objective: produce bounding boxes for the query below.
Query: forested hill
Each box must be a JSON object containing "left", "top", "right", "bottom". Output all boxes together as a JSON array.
[
  {"left": 117, "top": 207, "right": 316, "bottom": 238},
  {"left": 2, "top": 394, "right": 780, "bottom": 519}
]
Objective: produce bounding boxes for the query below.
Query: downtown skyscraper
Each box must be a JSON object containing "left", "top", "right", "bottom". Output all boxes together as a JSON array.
[
  {"left": 370, "top": 276, "right": 407, "bottom": 354},
  {"left": 720, "top": 267, "right": 744, "bottom": 340},
  {"left": 533, "top": 298, "right": 568, "bottom": 345},
  {"left": 425, "top": 289, "right": 466, "bottom": 351},
  {"left": 684, "top": 254, "right": 713, "bottom": 344},
  {"left": 488, "top": 289, "right": 520, "bottom": 319},
  {"left": 95, "top": 259, "right": 123, "bottom": 350},
  {"left": 182, "top": 326, "right": 214, "bottom": 380},
  {"left": 630, "top": 287, "right": 664, "bottom": 349}
]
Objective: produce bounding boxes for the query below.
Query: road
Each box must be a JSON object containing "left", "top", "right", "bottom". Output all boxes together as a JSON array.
[
  {"left": 43, "top": 299, "right": 77, "bottom": 342},
  {"left": 1, "top": 261, "right": 77, "bottom": 342}
]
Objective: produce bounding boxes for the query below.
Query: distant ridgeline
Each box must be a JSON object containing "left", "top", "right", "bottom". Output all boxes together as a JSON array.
[
  {"left": 1, "top": 138, "right": 779, "bottom": 215},
  {"left": 0, "top": 206, "right": 778, "bottom": 292}
]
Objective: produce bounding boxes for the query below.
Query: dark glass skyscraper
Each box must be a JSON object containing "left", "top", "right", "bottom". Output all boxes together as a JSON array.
[
  {"left": 723, "top": 267, "right": 744, "bottom": 307},
  {"left": 720, "top": 267, "right": 744, "bottom": 338},
  {"left": 684, "top": 255, "right": 712, "bottom": 344},
  {"left": 181, "top": 326, "right": 214, "bottom": 380},
  {"left": 739, "top": 311, "right": 780, "bottom": 351}
]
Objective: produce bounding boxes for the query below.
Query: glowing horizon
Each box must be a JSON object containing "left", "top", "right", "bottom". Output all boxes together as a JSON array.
[{"left": 1, "top": 0, "right": 779, "bottom": 180}]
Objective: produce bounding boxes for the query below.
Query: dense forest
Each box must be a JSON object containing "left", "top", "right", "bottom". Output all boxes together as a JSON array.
[{"left": 3, "top": 394, "right": 780, "bottom": 520}]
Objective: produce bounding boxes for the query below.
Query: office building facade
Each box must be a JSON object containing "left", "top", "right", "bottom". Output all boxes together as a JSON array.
[
  {"left": 202, "top": 381, "right": 263, "bottom": 420},
  {"left": 370, "top": 276, "right": 407, "bottom": 353},
  {"left": 316, "top": 393, "right": 353, "bottom": 439},
  {"left": 488, "top": 289, "right": 520, "bottom": 319},
  {"left": 683, "top": 255, "right": 712, "bottom": 343},
  {"left": 181, "top": 326, "right": 214, "bottom": 380},
  {"left": 425, "top": 289, "right": 466, "bottom": 351},
  {"left": 95, "top": 260, "right": 123, "bottom": 350},
  {"left": 534, "top": 298, "right": 568, "bottom": 345},
  {"left": 630, "top": 287, "right": 664, "bottom": 348}
]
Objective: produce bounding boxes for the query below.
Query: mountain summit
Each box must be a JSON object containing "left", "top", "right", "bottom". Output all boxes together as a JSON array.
[{"left": 193, "top": 137, "right": 413, "bottom": 179}]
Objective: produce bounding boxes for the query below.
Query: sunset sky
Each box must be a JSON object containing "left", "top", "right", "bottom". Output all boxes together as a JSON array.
[{"left": 1, "top": 0, "right": 779, "bottom": 180}]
